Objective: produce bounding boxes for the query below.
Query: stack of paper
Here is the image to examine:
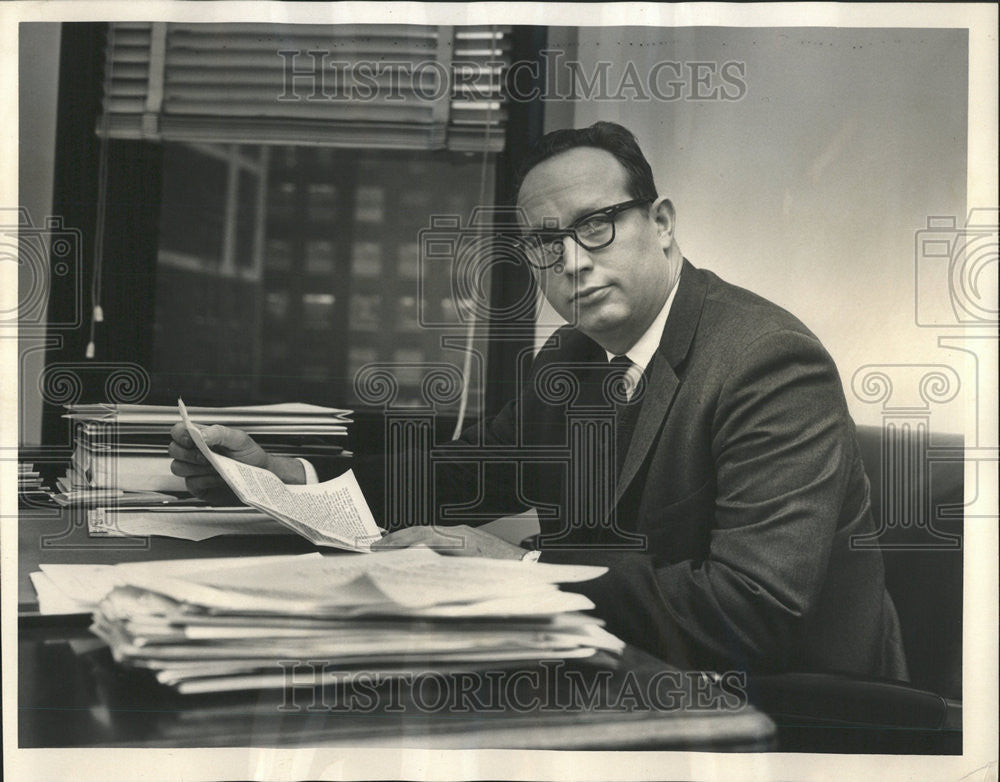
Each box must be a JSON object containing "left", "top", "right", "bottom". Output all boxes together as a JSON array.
[
  {"left": 18, "top": 461, "right": 55, "bottom": 507},
  {"left": 80, "top": 549, "right": 624, "bottom": 694},
  {"left": 54, "top": 401, "right": 353, "bottom": 505}
]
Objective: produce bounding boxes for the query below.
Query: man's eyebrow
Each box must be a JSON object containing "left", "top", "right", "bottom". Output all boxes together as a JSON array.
[
  {"left": 567, "top": 201, "right": 610, "bottom": 224},
  {"left": 522, "top": 200, "right": 612, "bottom": 233}
]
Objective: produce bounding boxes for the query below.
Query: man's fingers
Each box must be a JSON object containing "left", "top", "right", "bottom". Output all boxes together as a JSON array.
[
  {"left": 185, "top": 474, "right": 228, "bottom": 494},
  {"left": 202, "top": 425, "right": 249, "bottom": 452},
  {"left": 372, "top": 526, "right": 466, "bottom": 551},
  {"left": 169, "top": 421, "right": 194, "bottom": 448},
  {"left": 182, "top": 474, "right": 237, "bottom": 505},
  {"left": 170, "top": 459, "right": 215, "bottom": 478},
  {"left": 168, "top": 441, "right": 206, "bottom": 464},
  {"left": 371, "top": 527, "right": 434, "bottom": 550},
  {"left": 200, "top": 486, "right": 240, "bottom": 507}
]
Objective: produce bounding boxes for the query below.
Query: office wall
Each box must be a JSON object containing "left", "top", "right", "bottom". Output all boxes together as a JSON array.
[
  {"left": 535, "top": 26, "right": 969, "bottom": 432},
  {"left": 18, "top": 23, "right": 61, "bottom": 446}
]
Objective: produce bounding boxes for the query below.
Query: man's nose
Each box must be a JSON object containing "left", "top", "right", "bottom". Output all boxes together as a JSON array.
[{"left": 558, "top": 236, "right": 594, "bottom": 275}]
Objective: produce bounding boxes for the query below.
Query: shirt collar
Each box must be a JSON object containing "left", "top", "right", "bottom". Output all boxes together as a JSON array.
[{"left": 605, "top": 276, "right": 680, "bottom": 372}]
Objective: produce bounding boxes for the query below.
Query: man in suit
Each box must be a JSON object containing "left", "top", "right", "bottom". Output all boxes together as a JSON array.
[{"left": 170, "top": 122, "right": 907, "bottom": 679}]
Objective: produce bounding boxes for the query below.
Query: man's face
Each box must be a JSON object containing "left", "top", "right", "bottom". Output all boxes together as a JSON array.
[{"left": 516, "top": 147, "right": 675, "bottom": 353}]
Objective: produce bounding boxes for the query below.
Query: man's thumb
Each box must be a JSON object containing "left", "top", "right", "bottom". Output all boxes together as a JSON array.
[{"left": 203, "top": 425, "right": 244, "bottom": 451}]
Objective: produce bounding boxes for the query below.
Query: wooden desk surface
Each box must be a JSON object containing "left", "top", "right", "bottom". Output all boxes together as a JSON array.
[{"left": 17, "top": 508, "right": 776, "bottom": 751}]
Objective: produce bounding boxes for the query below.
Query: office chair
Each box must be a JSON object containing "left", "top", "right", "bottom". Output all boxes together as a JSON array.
[{"left": 748, "top": 425, "right": 964, "bottom": 754}]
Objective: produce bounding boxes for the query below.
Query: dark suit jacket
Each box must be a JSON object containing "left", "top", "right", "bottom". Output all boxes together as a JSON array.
[{"left": 361, "top": 260, "right": 908, "bottom": 679}]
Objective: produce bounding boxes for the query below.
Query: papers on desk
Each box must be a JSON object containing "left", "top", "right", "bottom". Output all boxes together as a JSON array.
[
  {"left": 88, "top": 506, "right": 294, "bottom": 541},
  {"left": 30, "top": 569, "right": 105, "bottom": 615},
  {"left": 28, "top": 555, "right": 309, "bottom": 616},
  {"left": 52, "top": 486, "right": 187, "bottom": 508},
  {"left": 179, "top": 399, "right": 381, "bottom": 551},
  {"left": 18, "top": 461, "right": 54, "bottom": 507},
  {"left": 83, "top": 548, "right": 622, "bottom": 693},
  {"left": 64, "top": 401, "right": 352, "bottom": 425}
]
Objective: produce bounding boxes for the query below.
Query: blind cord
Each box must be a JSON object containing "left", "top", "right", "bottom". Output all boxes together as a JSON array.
[
  {"left": 86, "top": 24, "right": 115, "bottom": 359},
  {"left": 451, "top": 26, "right": 496, "bottom": 440}
]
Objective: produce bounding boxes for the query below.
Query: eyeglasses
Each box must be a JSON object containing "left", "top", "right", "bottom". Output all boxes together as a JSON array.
[{"left": 517, "top": 199, "right": 652, "bottom": 270}]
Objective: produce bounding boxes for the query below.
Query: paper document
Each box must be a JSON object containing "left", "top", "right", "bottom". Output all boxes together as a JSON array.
[
  {"left": 29, "top": 571, "right": 98, "bottom": 615},
  {"left": 88, "top": 506, "right": 293, "bottom": 541},
  {"left": 64, "top": 401, "right": 352, "bottom": 424},
  {"left": 81, "top": 548, "right": 624, "bottom": 693},
  {"left": 100, "top": 548, "right": 604, "bottom": 617},
  {"left": 29, "top": 554, "right": 315, "bottom": 615},
  {"left": 179, "top": 399, "right": 381, "bottom": 551}
]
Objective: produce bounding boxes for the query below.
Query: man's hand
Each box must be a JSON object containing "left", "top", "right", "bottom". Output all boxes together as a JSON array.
[
  {"left": 168, "top": 422, "right": 305, "bottom": 504},
  {"left": 372, "top": 525, "right": 528, "bottom": 560}
]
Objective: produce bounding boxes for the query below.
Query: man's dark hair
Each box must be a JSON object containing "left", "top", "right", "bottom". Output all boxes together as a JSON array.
[{"left": 513, "top": 121, "right": 659, "bottom": 203}]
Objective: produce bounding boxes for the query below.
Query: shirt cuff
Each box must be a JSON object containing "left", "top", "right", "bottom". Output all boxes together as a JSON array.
[{"left": 296, "top": 458, "right": 319, "bottom": 485}]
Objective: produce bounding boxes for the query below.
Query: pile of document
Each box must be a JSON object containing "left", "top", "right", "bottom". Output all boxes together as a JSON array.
[
  {"left": 50, "top": 402, "right": 355, "bottom": 541},
  {"left": 59, "top": 401, "right": 351, "bottom": 497},
  {"left": 77, "top": 549, "right": 624, "bottom": 694},
  {"left": 18, "top": 461, "right": 54, "bottom": 507}
]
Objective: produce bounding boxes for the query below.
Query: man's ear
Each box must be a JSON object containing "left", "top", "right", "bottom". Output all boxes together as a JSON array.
[{"left": 652, "top": 196, "right": 676, "bottom": 246}]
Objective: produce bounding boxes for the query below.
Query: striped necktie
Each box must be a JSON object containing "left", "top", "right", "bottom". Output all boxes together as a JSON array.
[
  {"left": 608, "top": 354, "right": 640, "bottom": 403},
  {"left": 607, "top": 355, "right": 644, "bottom": 479}
]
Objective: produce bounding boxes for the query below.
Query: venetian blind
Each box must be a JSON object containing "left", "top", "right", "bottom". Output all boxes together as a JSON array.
[{"left": 99, "top": 22, "right": 509, "bottom": 151}]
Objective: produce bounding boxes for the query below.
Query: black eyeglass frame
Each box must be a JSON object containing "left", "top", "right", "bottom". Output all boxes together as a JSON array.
[{"left": 517, "top": 198, "right": 653, "bottom": 269}]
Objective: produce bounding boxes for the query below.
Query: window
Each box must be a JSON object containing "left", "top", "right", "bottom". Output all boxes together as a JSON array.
[
  {"left": 149, "top": 142, "right": 495, "bottom": 413},
  {"left": 101, "top": 22, "right": 511, "bottom": 412},
  {"left": 39, "top": 22, "right": 541, "bottom": 446}
]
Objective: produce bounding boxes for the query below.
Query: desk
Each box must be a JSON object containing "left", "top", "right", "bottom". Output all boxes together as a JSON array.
[{"left": 17, "top": 509, "right": 776, "bottom": 750}]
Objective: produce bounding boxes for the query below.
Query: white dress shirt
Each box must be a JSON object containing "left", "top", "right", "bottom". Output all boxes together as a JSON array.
[{"left": 604, "top": 275, "right": 680, "bottom": 398}]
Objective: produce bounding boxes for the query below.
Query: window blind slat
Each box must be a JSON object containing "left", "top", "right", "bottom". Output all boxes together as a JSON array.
[
  {"left": 103, "top": 96, "right": 147, "bottom": 113},
  {"left": 109, "top": 63, "right": 151, "bottom": 80},
  {"left": 165, "top": 118, "right": 448, "bottom": 149},
  {"left": 110, "top": 31, "right": 152, "bottom": 48},
  {"left": 168, "top": 23, "right": 441, "bottom": 39},
  {"left": 164, "top": 87, "right": 448, "bottom": 106},
  {"left": 167, "top": 69, "right": 443, "bottom": 90},
  {"left": 169, "top": 40, "right": 441, "bottom": 56},
  {"left": 165, "top": 99, "right": 436, "bottom": 123},
  {"left": 165, "top": 47, "right": 439, "bottom": 66}
]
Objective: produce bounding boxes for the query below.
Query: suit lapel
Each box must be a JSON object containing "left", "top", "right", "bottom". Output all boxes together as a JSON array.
[
  {"left": 613, "top": 260, "right": 708, "bottom": 506},
  {"left": 614, "top": 354, "right": 678, "bottom": 505}
]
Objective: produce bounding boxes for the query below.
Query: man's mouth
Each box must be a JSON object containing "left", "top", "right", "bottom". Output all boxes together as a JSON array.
[{"left": 573, "top": 285, "right": 610, "bottom": 303}]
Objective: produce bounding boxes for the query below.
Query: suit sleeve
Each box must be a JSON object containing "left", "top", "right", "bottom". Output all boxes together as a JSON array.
[
  {"left": 352, "top": 329, "right": 577, "bottom": 527},
  {"left": 351, "top": 397, "right": 531, "bottom": 527},
  {"left": 546, "top": 328, "right": 861, "bottom": 673}
]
